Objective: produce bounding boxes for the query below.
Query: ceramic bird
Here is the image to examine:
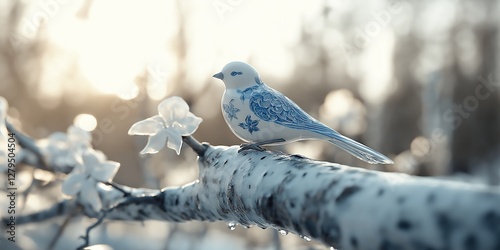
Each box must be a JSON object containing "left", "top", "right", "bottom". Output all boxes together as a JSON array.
[{"left": 213, "top": 61, "right": 392, "bottom": 164}]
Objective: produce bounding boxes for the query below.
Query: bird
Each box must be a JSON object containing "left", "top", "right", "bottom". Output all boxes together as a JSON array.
[{"left": 213, "top": 61, "right": 393, "bottom": 164}]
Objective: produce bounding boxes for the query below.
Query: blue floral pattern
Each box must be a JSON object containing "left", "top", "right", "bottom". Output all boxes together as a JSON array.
[
  {"left": 223, "top": 99, "right": 240, "bottom": 121},
  {"left": 237, "top": 85, "right": 259, "bottom": 102},
  {"left": 248, "top": 85, "right": 333, "bottom": 135},
  {"left": 238, "top": 115, "right": 260, "bottom": 134}
]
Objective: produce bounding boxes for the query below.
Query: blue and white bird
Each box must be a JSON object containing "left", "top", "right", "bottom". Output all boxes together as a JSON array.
[{"left": 213, "top": 61, "right": 393, "bottom": 164}]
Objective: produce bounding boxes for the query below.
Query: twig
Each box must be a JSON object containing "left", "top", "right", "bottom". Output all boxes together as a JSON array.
[
  {"left": 48, "top": 210, "right": 77, "bottom": 250},
  {"left": 2, "top": 200, "right": 76, "bottom": 225},
  {"left": 5, "top": 119, "right": 52, "bottom": 171},
  {"left": 77, "top": 211, "right": 107, "bottom": 250},
  {"left": 6, "top": 119, "right": 43, "bottom": 159},
  {"left": 182, "top": 135, "right": 207, "bottom": 156},
  {"left": 103, "top": 181, "right": 132, "bottom": 197},
  {"left": 77, "top": 194, "right": 163, "bottom": 249}
]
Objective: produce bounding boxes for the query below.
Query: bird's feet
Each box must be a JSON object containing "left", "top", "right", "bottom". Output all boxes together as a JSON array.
[{"left": 238, "top": 138, "right": 286, "bottom": 153}]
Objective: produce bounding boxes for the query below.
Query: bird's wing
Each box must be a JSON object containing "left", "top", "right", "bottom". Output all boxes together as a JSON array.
[
  {"left": 249, "top": 85, "right": 335, "bottom": 137},
  {"left": 248, "top": 85, "right": 393, "bottom": 164}
]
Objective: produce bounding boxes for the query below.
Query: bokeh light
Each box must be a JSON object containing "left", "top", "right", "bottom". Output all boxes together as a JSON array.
[
  {"left": 319, "top": 89, "right": 366, "bottom": 137},
  {"left": 74, "top": 113, "right": 97, "bottom": 131}
]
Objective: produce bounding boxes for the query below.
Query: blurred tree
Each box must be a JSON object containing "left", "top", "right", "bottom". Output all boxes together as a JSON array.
[{"left": 449, "top": 1, "right": 499, "bottom": 176}]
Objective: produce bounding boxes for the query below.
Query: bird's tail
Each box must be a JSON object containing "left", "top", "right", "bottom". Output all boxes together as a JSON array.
[{"left": 327, "top": 134, "right": 393, "bottom": 164}]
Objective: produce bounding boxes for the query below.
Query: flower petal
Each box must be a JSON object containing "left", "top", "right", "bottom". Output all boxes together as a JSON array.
[
  {"left": 165, "top": 129, "right": 183, "bottom": 155},
  {"left": 92, "top": 149, "right": 107, "bottom": 162},
  {"left": 62, "top": 172, "right": 85, "bottom": 196},
  {"left": 68, "top": 125, "right": 92, "bottom": 143},
  {"left": 158, "top": 96, "right": 189, "bottom": 123},
  {"left": 48, "top": 132, "right": 68, "bottom": 142},
  {"left": 53, "top": 151, "right": 80, "bottom": 169},
  {"left": 81, "top": 150, "right": 101, "bottom": 168},
  {"left": 80, "top": 180, "right": 102, "bottom": 211},
  {"left": 91, "top": 161, "right": 120, "bottom": 182},
  {"left": 140, "top": 130, "right": 168, "bottom": 154},
  {"left": 175, "top": 113, "right": 203, "bottom": 135},
  {"left": 128, "top": 116, "right": 164, "bottom": 135}
]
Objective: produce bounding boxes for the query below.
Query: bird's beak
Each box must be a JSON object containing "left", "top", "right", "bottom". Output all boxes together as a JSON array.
[{"left": 213, "top": 72, "right": 224, "bottom": 80}]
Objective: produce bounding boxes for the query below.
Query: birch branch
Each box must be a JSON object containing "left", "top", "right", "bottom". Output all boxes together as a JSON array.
[
  {"left": 94, "top": 144, "right": 500, "bottom": 250},
  {"left": 4, "top": 121, "right": 500, "bottom": 250}
]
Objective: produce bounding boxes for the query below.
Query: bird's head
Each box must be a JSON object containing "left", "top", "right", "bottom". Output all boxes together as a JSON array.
[{"left": 213, "top": 61, "right": 262, "bottom": 89}]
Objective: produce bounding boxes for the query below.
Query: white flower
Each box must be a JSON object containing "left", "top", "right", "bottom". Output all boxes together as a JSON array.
[
  {"left": 128, "top": 96, "right": 202, "bottom": 155},
  {"left": 61, "top": 149, "right": 120, "bottom": 212},
  {"left": 37, "top": 125, "right": 92, "bottom": 171}
]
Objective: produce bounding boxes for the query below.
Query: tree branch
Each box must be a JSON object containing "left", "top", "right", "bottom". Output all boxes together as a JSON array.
[
  {"left": 95, "top": 146, "right": 500, "bottom": 249},
  {"left": 4, "top": 121, "right": 500, "bottom": 250}
]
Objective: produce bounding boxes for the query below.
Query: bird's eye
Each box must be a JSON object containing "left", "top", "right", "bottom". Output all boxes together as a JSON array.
[{"left": 230, "top": 71, "right": 243, "bottom": 76}]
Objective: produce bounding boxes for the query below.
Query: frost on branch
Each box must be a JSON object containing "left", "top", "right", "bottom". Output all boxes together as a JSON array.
[
  {"left": 128, "top": 96, "right": 202, "bottom": 155},
  {"left": 102, "top": 145, "right": 500, "bottom": 250}
]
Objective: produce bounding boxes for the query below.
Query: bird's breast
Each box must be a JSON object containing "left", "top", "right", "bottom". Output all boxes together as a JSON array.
[
  {"left": 221, "top": 90, "right": 256, "bottom": 142},
  {"left": 221, "top": 88, "right": 321, "bottom": 143}
]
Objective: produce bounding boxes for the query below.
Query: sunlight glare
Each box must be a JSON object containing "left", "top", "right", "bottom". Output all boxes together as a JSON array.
[
  {"left": 146, "top": 56, "right": 173, "bottom": 100},
  {"left": 147, "top": 81, "right": 169, "bottom": 101},
  {"left": 359, "top": 31, "right": 395, "bottom": 104},
  {"left": 74, "top": 113, "right": 97, "bottom": 131},
  {"left": 117, "top": 85, "right": 140, "bottom": 100},
  {"left": 46, "top": 0, "right": 175, "bottom": 98}
]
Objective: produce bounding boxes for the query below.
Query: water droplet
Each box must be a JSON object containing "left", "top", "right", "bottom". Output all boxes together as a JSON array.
[
  {"left": 227, "top": 221, "right": 236, "bottom": 231},
  {"left": 278, "top": 229, "right": 288, "bottom": 236},
  {"left": 299, "top": 235, "right": 311, "bottom": 242}
]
